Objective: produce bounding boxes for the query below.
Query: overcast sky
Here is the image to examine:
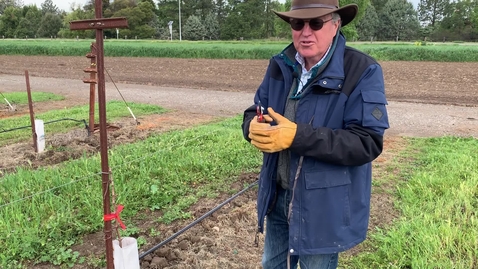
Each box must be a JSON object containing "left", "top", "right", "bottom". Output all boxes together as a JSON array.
[
  {"left": 22, "top": 0, "right": 88, "bottom": 12},
  {"left": 21, "top": 0, "right": 420, "bottom": 13}
]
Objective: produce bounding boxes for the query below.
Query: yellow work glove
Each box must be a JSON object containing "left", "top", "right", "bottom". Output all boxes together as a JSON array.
[{"left": 248, "top": 107, "right": 297, "bottom": 153}]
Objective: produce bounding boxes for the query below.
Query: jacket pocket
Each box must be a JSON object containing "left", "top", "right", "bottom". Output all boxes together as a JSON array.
[
  {"left": 304, "top": 168, "right": 351, "bottom": 189},
  {"left": 303, "top": 168, "right": 352, "bottom": 227},
  {"left": 361, "top": 90, "right": 389, "bottom": 129}
]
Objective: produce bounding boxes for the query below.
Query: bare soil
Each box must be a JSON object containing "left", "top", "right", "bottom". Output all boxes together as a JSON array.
[{"left": 1, "top": 55, "right": 477, "bottom": 268}]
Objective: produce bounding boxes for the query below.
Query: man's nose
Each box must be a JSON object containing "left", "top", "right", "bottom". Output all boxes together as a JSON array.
[{"left": 301, "top": 22, "right": 313, "bottom": 35}]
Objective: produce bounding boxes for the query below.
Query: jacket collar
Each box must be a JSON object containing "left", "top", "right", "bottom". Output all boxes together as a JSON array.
[{"left": 279, "top": 31, "right": 347, "bottom": 79}]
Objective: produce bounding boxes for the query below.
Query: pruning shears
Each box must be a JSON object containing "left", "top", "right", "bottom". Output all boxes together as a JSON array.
[{"left": 256, "top": 101, "right": 265, "bottom": 123}]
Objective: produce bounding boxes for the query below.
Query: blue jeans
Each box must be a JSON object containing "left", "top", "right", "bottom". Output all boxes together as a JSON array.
[{"left": 262, "top": 187, "right": 339, "bottom": 269}]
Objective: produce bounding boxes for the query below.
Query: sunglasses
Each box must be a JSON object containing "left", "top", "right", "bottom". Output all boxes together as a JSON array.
[{"left": 289, "top": 18, "right": 333, "bottom": 31}]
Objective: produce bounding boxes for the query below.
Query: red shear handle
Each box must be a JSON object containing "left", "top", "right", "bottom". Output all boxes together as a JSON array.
[
  {"left": 256, "top": 105, "right": 264, "bottom": 122},
  {"left": 104, "top": 205, "right": 126, "bottom": 230}
]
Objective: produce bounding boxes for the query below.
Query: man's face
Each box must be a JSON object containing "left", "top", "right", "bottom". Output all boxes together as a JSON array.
[{"left": 291, "top": 14, "right": 340, "bottom": 69}]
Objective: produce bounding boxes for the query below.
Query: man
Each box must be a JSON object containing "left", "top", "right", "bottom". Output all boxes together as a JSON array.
[{"left": 241, "top": 0, "right": 390, "bottom": 268}]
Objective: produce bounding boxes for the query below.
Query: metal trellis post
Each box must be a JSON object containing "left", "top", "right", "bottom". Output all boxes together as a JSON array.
[{"left": 69, "top": 1, "right": 129, "bottom": 268}]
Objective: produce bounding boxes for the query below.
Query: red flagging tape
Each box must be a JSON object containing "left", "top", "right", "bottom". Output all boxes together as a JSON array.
[{"left": 104, "top": 205, "right": 126, "bottom": 230}]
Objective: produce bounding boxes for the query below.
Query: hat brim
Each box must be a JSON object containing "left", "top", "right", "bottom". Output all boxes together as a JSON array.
[{"left": 273, "top": 4, "right": 358, "bottom": 27}]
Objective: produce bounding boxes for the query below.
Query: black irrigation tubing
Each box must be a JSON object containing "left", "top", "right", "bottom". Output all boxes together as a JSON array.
[
  {"left": 0, "top": 118, "right": 89, "bottom": 135},
  {"left": 139, "top": 179, "right": 259, "bottom": 259}
]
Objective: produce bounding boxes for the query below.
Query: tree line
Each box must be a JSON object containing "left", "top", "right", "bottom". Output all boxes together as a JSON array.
[{"left": 0, "top": 0, "right": 476, "bottom": 42}]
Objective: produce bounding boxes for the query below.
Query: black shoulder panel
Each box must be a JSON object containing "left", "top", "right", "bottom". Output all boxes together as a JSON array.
[
  {"left": 269, "top": 59, "right": 284, "bottom": 81},
  {"left": 342, "top": 46, "right": 379, "bottom": 97}
]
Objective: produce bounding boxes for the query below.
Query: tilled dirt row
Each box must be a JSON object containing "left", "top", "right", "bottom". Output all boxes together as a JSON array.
[{"left": 2, "top": 55, "right": 478, "bottom": 106}]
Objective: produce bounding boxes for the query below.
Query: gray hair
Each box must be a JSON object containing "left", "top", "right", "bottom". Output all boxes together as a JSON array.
[{"left": 332, "top": 13, "right": 341, "bottom": 24}]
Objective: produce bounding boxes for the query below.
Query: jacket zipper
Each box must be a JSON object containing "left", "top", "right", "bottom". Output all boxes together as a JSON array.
[{"left": 286, "top": 116, "right": 313, "bottom": 268}]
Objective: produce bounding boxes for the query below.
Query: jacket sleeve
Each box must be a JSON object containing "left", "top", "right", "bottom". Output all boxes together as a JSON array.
[
  {"left": 241, "top": 60, "right": 274, "bottom": 142},
  {"left": 242, "top": 104, "right": 256, "bottom": 142},
  {"left": 289, "top": 64, "right": 389, "bottom": 166}
]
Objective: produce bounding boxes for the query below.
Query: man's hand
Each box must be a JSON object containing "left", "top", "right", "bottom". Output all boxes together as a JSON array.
[{"left": 248, "top": 107, "right": 297, "bottom": 153}]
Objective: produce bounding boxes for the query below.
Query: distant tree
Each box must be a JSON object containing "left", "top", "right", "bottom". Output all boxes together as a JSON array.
[
  {"left": 189, "top": 0, "right": 215, "bottom": 20},
  {"left": 107, "top": 0, "right": 137, "bottom": 12},
  {"left": 57, "top": 7, "right": 95, "bottom": 38},
  {"left": 0, "top": 6, "right": 23, "bottom": 37},
  {"left": 273, "top": 0, "right": 292, "bottom": 39},
  {"left": 438, "top": 0, "right": 478, "bottom": 41},
  {"left": 214, "top": 0, "right": 229, "bottom": 29},
  {"left": 370, "top": 0, "right": 388, "bottom": 14},
  {"left": 339, "top": 0, "right": 369, "bottom": 41},
  {"left": 417, "top": 0, "right": 447, "bottom": 26},
  {"left": 36, "top": 12, "right": 62, "bottom": 37},
  {"left": 14, "top": 5, "right": 42, "bottom": 38},
  {"left": 0, "top": 0, "right": 22, "bottom": 15},
  {"left": 111, "top": 1, "right": 156, "bottom": 38},
  {"left": 377, "top": 0, "right": 420, "bottom": 40},
  {"left": 203, "top": 11, "right": 219, "bottom": 39},
  {"left": 40, "top": 0, "right": 59, "bottom": 15},
  {"left": 140, "top": 0, "right": 158, "bottom": 14},
  {"left": 156, "top": 0, "right": 179, "bottom": 32},
  {"left": 84, "top": 0, "right": 114, "bottom": 12},
  {"left": 263, "top": 0, "right": 281, "bottom": 37},
  {"left": 356, "top": 3, "right": 379, "bottom": 40},
  {"left": 134, "top": 24, "right": 156, "bottom": 38},
  {"left": 183, "top": 14, "right": 206, "bottom": 40},
  {"left": 14, "top": 18, "right": 30, "bottom": 37},
  {"left": 221, "top": 0, "right": 267, "bottom": 40},
  {"left": 148, "top": 13, "right": 163, "bottom": 38}
]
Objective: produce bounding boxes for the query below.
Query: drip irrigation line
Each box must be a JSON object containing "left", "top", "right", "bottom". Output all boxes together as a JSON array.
[
  {"left": 0, "top": 118, "right": 89, "bottom": 135},
  {"left": 139, "top": 180, "right": 259, "bottom": 259}
]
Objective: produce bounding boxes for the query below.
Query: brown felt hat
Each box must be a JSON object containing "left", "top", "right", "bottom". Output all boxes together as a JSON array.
[{"left": 273, "top": 0, "right": 358, "bottom": 27}]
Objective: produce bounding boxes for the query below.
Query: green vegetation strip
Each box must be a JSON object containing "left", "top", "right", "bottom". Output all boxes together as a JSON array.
[
  {"left": 0, "top": 116, "right": 261, "bottom": 268},
  {"left": 1, "top": 92, "right": 64, "bottom": 104},
  {"left": 0, "top": 101, "right": 165, "bottom": 146},
  {"left": 2, "top": 39, "right": 478, "bottom": 61},
  {"left": 345, "top": 137, "right": 478, "bottom": 269}
]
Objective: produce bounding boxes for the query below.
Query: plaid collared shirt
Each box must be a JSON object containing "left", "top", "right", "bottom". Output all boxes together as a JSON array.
[{"left": 294, "top": 44, "right": 331, "bottom": 95}]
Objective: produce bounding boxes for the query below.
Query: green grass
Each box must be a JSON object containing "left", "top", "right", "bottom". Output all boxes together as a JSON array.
[
  {"left": 1, "top": 92, "right": 64, "bottom": 104},
  {"left": 0, "top": 116, "right": 261, "bottom": 268},
  {"left": 343, "top": 137, "right": 478, "bottom": 268},
  {"left": 0, "top": 101, "right": 166, "bottom": 146},
  {"left": 356, "top": 44, "right": 478, "bottom": 61},
  {"left": 2, "top": 39, "right": 478, "bottom": 61}
]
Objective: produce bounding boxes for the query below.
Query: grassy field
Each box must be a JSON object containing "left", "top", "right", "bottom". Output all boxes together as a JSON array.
[
  {"left": 0, "top": 92, "right": 64, "bottom": 104},
  {"left": 1, "top": 39, "right": 478, "bottom": 61},
  {"left": 342, "top": 137, "right": 478, "bottom": 269}
]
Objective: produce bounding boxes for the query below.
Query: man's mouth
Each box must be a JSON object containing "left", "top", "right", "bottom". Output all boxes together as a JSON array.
[{"left": 300, "top": 41, "right": 314, "bottom": 45}]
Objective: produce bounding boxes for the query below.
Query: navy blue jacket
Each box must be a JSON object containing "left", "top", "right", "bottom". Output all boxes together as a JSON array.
[{"left": 242, "top": 33, "right": 390, "bottom": 255}]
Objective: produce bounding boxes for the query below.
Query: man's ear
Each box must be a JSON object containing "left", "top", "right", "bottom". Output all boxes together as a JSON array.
[{"left": 334, "top": 20, "right": 341, "bottom": 31}]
